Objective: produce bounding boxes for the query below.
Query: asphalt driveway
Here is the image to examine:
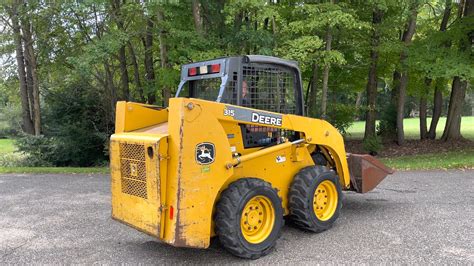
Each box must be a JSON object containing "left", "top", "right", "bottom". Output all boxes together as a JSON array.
[{"left": 0, "top": 170, "right": 473, "bottom": 264}]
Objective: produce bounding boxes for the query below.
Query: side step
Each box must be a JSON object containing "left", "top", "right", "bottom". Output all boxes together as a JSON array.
[{"left": 347, "top": 154, "right": 394, "bottom": 193}]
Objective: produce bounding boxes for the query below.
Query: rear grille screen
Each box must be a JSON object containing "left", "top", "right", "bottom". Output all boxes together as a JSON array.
[{"left": 119, "top": 143, "right": 147, "bottom": 199}]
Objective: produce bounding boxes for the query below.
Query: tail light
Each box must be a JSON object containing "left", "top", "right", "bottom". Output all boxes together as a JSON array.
[
  {"left": 187, "top": 64, "right": 221, "bottom": 77},
  {"left": 211, "top": 64, "right": 220, "bottom": 73},
  {"left": 188, "top": 67, "right": 197, "bottom": 76}
]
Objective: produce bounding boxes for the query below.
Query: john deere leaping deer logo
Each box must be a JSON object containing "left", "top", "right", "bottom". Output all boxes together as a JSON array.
[{"left": 195, "top": 142, "right": 215, "bottom": 165}]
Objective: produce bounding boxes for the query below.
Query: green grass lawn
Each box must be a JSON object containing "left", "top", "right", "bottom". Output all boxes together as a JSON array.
[
  {"left": 346, "top": 116, "right": 474, "bottom": 140},
  {"left": 380, "top": 150, "right": 474, "bottom": 171},
  {"left": 0, "top": 166, "right": 109, "bottom": 174},
  {"left": 0, "top": 138, "right": 15, "bottom": 154}
]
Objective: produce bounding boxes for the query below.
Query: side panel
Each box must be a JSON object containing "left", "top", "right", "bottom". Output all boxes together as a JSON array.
[
  {"left": 110, "top": 134, "right": 167, "bottom": 237},
  {"left": 163, "top": 98, "right": 350, "bottom": 248},
  {"left": 163, "top": 98, "right": 234, "bottom": 248}
]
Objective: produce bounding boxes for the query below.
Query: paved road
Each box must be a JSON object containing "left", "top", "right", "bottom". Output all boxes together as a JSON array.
[{"left": 0, "top": 170, "right": 473, "bottom": 264}]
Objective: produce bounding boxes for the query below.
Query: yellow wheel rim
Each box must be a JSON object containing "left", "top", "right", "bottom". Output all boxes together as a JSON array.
[
  {"left": 313, "top": 180, "right": 338, "bottom": 221},
  {"left": 240, "top": 195, "right": 275, "bottom": 244}
]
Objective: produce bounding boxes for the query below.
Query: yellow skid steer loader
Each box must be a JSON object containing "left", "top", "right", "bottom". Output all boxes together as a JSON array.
[{"left": 110, "top": 55, "right": 393, "bottom": 259}]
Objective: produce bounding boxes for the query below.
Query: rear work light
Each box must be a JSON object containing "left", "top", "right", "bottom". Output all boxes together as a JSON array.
[{"left": 199, "top": 65, "right": 208, "bottom": 74}]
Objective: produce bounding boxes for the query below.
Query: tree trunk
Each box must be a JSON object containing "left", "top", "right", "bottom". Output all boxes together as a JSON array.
[
  {"left": 394, "top": 4, "right": 418, "bottom": 145},
  {"left": 104, "top": 60, "right": 117, "bottom": 123},
  {"left": 419, "top": 79, "right": 430, "bottom": 139},
  {"left": 10, "top": 1, "right": 34, "bottom": 134},
  {"left": 428, "top": 1, "right": 452, "bottom": 139},
  {"left": 321, "top": 26, "right": 332, "bottom": 118},
  {"left": 428, "top": 81, "right": 443, "bottom": 139},
  {"left": 441, "top": 0, "right": 472, "bottom": 141},
  {"left": 192, "top": 0, "right": 204, "bottom": 36},
  {"left": 157, "top": 10, "right": 171, "bottom": 107},
  {"left": 442, "top": 77, "right": 467, "bottom": 140},
  {"left": 364, "top": 8, "right": 383, "bottom": 140},
  {"left": 23, "top": 31, "right": 41, "bottom": 135},
  {"left": 272, "top": 16, "right": 278, "bottom": 49},
  {"left": 143, "top": 16, "right": 156, "bottom": 104},
  {"left": 118, "top": 45, "right": 130, "bottom": 100},
  {"left": 355, "top": 91, "right": 363, "bottom": 110},
  {"left": 111, "top": 0, "right": 130, "bottom": 100},
  {"left": 308, "top": 62, "right": 318, "bottom": 117},
  {"left": 127, "top": 41, "right": 144, "bottom": 102},
  {"left": 419, "top": 96, "right": 427, "bottom": 139}
]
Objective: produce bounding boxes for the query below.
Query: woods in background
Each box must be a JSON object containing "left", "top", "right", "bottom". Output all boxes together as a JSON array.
[{"left": 0, "top": 0, "right": 472, "bottom": 166}]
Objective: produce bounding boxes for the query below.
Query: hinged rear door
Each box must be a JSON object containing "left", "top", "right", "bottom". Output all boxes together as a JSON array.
[{"left": 110, "top": 134, "right": 168, "bottom": 237}]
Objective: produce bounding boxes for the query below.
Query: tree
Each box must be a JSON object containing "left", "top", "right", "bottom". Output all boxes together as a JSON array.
[
  {"left": 110, "top": 0, "right": 131, "bottom": 101},
  {"left": 392, "top": 2, "right": 418, "bottom": 145},
  {"left": 441, "top": 0, "right": 473, "bottom": 141},
  {"left": 364, "top": 8, "right": 384, "bottom": 140},
  {"left": 3, "top": 0, "right": 41, "bottom": 135},
  {"left": 428, "top": 0, "right": 452, "bottom": 139}
]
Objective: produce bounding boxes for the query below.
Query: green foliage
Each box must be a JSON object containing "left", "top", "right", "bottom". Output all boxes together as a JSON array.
[
  {"left": 0, "top": 152, "right": 28, "bottom": 167},
  {"left": 326, "top": 103, "right": 356, "bottom": 135},
  {"left": 14, "top": 134, "right": 54, "bottom": 166},
  {"left": 1, "top": 0, "right": 473, "bottom": 167},
  {"left": 377, "top": 102, "right": 397, "bottom": 139},
  {"left": 15, "top": 78, "right": 112, "bottom": 167},
  {"left": 0, "top": 103, "right": 21, "bottom": 138},
  {"left": 363, "top": 135, "right": 383, "bottom": 155}
]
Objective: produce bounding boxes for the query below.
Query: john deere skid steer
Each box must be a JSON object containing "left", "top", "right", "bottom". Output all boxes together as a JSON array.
[{"left": 110, "top": 55, "right": 393, "bottom": 259}]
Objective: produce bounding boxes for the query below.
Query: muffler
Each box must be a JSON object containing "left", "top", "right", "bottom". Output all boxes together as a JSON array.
[{"left": 347, "top": 154, "right": 394, "bottom": 193}]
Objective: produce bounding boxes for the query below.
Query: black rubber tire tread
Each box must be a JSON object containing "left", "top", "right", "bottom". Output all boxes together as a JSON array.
[
  {"left": 311, "top": 151, "right": 328, "bottom": 166},
  {"left": 288, "top": 166, "right": 342, "bottom": 233},
  {"left": 214, "top": 178, "right": 284, "bottom": 259}
]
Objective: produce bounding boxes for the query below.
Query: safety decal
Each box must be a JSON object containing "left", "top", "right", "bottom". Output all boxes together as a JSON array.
[
  {"left": 196, "top": 142, "right": 215, "bottom": 165},
  {"left": 276, "top": 155, "right": 286, "bottom": 163}
]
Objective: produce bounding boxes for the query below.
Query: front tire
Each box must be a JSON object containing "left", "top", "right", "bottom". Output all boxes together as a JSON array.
[
  {"left": 215, "top": 178, "right": 284, "bottom": 259},
  {"left": 288, "top": 166, "right": 342, "bottom": 232}
]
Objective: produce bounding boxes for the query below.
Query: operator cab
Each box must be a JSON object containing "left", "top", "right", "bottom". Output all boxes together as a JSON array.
[{"left": 175, "top": 55, "right": 305, "bottom": 116}]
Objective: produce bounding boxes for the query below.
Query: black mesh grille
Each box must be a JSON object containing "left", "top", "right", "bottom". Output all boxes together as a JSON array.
[
  {"left": 242, "top": 64, "right": 297, "bottom": 114},
  {"left": 193, "top": 78, "right": 222, "bottom": 101},
  {"left": 119, "top": 143, "right": 147, "bottom": 199}
]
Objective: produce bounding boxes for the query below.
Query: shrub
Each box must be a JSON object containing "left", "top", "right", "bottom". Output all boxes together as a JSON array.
[
  {"left": 0, "top": 104, "right": 22, "bottom": 138},
  {"left": 377, "top": 103, "right": 397, "bottom": 139},
  {"left": 16, "top": 78, "right": 112, "bottom": 167},
  {"left": 0, "top": 152, "right": 29, "bottom": 167},
  {"left": 15, "top": 134, "right": 55, "bottom": 167},
  {"left": 363, "top": 135, "right": 383, "bottom": 156},
  {"left": 326, "top": 103, "right": 356, "bottom": 135}
]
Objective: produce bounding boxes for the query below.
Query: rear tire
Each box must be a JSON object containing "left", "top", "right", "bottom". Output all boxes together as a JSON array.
[
  {"left": 215, "top": 178, "right": 284, "bottom": 259},
  {"left": 288, "top": 166, "right": 342, "bottom": 232}
]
